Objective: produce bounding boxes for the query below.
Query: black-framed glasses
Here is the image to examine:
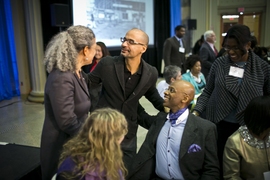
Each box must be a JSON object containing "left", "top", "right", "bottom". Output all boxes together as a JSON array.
[
  {"left": 120, "top": 37, "right": 145, "bottom": 46},
  {"left": 224, "top": 46, "right": 240, "bottom": 52}
]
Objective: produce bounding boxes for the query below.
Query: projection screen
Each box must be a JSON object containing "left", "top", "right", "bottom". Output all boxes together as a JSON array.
[{"left": 72, "top": 0, "right": 154, "bottom": 47}]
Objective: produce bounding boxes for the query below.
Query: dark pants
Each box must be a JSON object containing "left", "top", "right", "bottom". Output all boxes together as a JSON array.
[
  {"left": 216, "top": 120, "right": 240, "bottom": 179},
  {"left": 122, "top": 137, "right": 137, "bottom": 174}
]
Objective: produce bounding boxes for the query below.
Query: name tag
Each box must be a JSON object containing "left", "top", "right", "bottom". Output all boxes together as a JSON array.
[
  {"left": 263, "top": 171, "right": 270, "bottom": 180},
  {"left": 229, "top": 66, "right": 244, "bottom": 78},
  {"left": 179, "top": 47, "right": 185, "bottom": 53}
]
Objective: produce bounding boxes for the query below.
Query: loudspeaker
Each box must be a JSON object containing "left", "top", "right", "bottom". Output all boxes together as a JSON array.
[
  {"left": 50, "top": 4, "right": 70, "bottom": 27},
  {"left": 188, "top": 19, "right": 197, "bottom": 30}
]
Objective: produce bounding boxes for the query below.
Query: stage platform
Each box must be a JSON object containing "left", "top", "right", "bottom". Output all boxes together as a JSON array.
[{"left": 0, "top": 143, "right": 41, "bottom": 180}]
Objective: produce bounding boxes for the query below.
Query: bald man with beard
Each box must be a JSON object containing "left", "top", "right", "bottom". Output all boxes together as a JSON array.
[{"left": 128, "top": 80, "right": 220, "bottom": 180}]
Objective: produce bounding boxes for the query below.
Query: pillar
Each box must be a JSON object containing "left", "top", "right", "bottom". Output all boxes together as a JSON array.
[{"left": 24, "top": 0, "right": 46, "bottom": 103}]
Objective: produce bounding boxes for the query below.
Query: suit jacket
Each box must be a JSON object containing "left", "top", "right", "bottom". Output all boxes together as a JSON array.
[
  {"left": 41, "top": 69, "right": 91, "bottom": 180},
  {"left": 127, "top": 106, "right": 220, "bottom": 180},
  {"left": 86, "top": 55, "right": 164, "bottom": 150},
  {"left": 163, "top": 36, "right": 186, "bottom": 71},
  {"left": 199, "top": 42, "right": 217, "bottom": 78},
  {"left": 194, "top": 51, "right": 270, "bottom": 125}
]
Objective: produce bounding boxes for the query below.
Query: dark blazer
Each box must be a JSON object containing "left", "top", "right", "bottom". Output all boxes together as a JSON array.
[
  {"left": 163, "top": 36, "right": 186, "bottom": 72},
  {"left": 199, "top": 42, "right": 217, "bottom": 78},
  {"left": 86, "top": 55, "right": 164, "bottom": 150},
  {"left": 41, "top": 69, "right": 91, "bottom": 180},
  {"left": 127, "top": 106, "right": 220, "bottom": 180},
  {"left": 194, "top": 51, "right": 270, "bottom": 125}
]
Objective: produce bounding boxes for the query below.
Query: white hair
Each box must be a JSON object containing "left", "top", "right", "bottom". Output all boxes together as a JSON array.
[{"left": 204, "top": 30, "right": 214, "bottom": 41}]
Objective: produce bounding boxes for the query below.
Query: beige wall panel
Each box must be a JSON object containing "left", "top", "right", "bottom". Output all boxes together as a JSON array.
[{"left": 10, "top": 0, "right": 31, "bottom": 96}]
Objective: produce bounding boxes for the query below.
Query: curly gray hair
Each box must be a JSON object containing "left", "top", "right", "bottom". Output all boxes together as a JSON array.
[{"left": 44, "top": 25, "right": 96, "bottom": 73}]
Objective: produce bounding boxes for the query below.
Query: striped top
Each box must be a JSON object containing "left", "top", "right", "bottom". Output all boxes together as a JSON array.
[{"left": 194, "top": 51, "right": 270, "bottom": 125}]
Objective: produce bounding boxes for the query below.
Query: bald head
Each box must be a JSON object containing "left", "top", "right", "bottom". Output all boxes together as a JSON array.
[
  {"left": 127, "top": 28, "right": 149, "bottom": 46},
  {"left": 174, "top": 80, "right": 195, "bottom": 104},
  {"left": 163, "top": 80, "right": 195, "bottom": 112}
]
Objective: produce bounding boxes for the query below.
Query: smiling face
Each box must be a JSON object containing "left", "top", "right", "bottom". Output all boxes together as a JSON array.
[
  {"left": 120, "top": 29, "right": 147, "bottom": 59},
  {"left": 224, "top": 38, "right": 250, "bottom": 63},
  {"left": 94, "top": 44, "right": 103, "bottom": 60},
  {"left": 163, "top": 80, "right": 194, "bottom": 113}
]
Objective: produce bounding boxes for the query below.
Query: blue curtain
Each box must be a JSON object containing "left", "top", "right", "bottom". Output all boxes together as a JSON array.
[
  {"left": 170, "top": 0, "right": 181, "bottom": 36},
  {"left": 0, "top": 0, "right": 20, "bottom": 101}
]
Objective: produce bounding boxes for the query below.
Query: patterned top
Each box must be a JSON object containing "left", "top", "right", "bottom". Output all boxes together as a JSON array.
[
  {"left": 194, "top": 51, "right": 270, "bottom": 125},
  {"left": 239, "top": 125, "right": 270, "bottom": 149}
]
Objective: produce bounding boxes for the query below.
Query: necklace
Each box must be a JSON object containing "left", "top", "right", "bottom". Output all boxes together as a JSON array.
[
  {"left": 239, "top": 125, "right": 270, "bottom": 149},
  {"left": 234, "top": 62, "right": 246, "bottom": 68}
]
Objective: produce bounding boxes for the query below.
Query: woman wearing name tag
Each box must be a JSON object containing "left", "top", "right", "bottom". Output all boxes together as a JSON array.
[
  {"left": 223, "top": 95, "right": 270, "bottom": 180},
  {"left": 192, "top": 24, "right": 270, "bottom": 177}
]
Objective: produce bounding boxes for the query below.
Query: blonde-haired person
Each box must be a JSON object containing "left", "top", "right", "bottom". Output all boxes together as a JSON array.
[
  {"left": 57, "top": 108, "right": 128, "bottom": 180},
  {"left": 41, "top": 25, "right": 96, "bottom": 180}
]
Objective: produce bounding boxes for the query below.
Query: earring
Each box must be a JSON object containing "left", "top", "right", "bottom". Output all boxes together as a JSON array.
[{"left": 85, "top": 57, "right": 88, "bottom": 61}]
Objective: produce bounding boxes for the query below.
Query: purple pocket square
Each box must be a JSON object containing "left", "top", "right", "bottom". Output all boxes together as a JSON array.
[{"left": 187, "top": 144, "right": 201, "bottom": 153}]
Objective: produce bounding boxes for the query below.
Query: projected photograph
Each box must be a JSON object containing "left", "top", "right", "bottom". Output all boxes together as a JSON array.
[{"left": 73, "top": 0, "right": 154, "bottom": 47}]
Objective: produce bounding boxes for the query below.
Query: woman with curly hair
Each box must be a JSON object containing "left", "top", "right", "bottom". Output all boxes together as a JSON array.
[
  {"left": 40, "top": 25, "right": 96, "bottom": 180},
  {"left": 57, "top": 108, "right": 128, "bottom": 180},
  {"left": 182, "top": 55, "right": 206, "bottom": 110}
]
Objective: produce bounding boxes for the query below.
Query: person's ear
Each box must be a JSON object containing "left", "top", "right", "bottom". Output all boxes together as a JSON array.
[
  {"left": 181, "top": 94, "right": 190, "bottom": 103},
  {"left": 170, "top": 77, "right": 175, "bottom": 83},
  {"left": 83, "top": 46, "right": 89, "bottom": 56},
  {"left": 141, "top": 45, "right": 147, "bottom": 53}
]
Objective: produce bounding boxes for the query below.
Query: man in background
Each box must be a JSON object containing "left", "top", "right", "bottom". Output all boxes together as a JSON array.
[
  {"left": 199, "top": 30, "right": 218, "bottom": 79},
  {"left": 163, "top": 25, "right": 187, "bottom": 74}
]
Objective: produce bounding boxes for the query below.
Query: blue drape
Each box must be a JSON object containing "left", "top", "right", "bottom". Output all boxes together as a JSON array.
[
  {"left": 0, "top": 0, "right": 20, "bottom": 101},
  {"left": 170, "top": 0, "right": 181, "bottom": 37}
]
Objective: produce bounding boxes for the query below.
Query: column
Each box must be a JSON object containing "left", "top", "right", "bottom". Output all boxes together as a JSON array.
[{"left": 24, "top": 0, "right": 46, "bottom": 103}]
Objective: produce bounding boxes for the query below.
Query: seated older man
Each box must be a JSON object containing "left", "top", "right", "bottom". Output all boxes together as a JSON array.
[{"left": 127, "top": 80, "right": 220, "bottom": 180}]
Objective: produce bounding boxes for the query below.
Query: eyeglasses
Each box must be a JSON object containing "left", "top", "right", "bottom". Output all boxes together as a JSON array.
[
  {"left": 120, "top": 37, "right": 145, "bottom": 46},
  {"left": 224, "top": 46, "right": 240, "bottom": 52},
  {"left": 166, "top": 87, "right": 177, "bottom": 93},
  {"left": 166, "top": 87, "right": 188, "bottom": 95}
]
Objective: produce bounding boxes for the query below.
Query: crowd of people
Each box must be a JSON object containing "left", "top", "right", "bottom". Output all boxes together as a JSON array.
[{"left": 40, "top": 23, "right": 270, "bottom": 180}]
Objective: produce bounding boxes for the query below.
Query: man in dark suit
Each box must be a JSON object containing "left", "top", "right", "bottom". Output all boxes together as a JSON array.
[
  {"left": 199, "top": 30, "right": 218, "bottom": 79},
  {"left": 127, "top": 80, "right": 220, "bottom": 180},
  {"left": 86, "top": 28, "right": 164, "bottom": 172},
  {"left": 163, "top": 25, "right": 187, "bottom": 74}
]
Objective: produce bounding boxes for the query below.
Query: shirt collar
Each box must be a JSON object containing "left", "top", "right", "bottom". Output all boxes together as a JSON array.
[
  {"left": 167, "top": 108, "right": 189, "bottom": 126},
  {"left": 124, "top": 60, "right": 143, "bottom": 75}
]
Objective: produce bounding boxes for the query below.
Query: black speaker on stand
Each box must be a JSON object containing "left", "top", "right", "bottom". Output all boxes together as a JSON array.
[
  {"left": 50, "top": 4, "right": 70, "bottom": 32},
  {"left": 187, "top": 19, "right": 197, "bottom": 54}
]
